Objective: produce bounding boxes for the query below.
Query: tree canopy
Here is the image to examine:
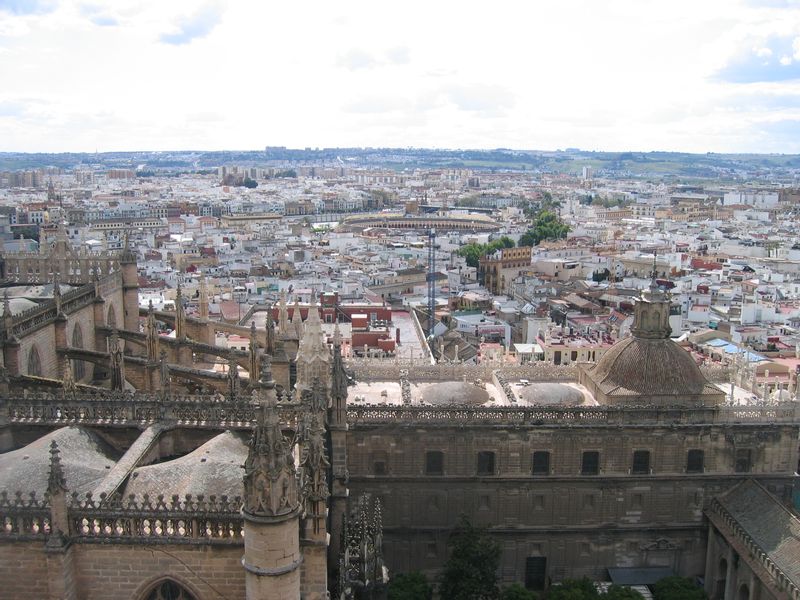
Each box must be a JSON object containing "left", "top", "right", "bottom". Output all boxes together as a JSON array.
[
  {"left": 439, "top": 516, "right": 501, "bottom": 600},
  {"left": 545, "top": 579, "right": 643, "bottom": 600},
  {"left": 456, "top": 236, "right": 515, "bottom": 268},
  {"left": 388, "top": 571, "right": 433, "bottom": 600},
  {"left": 519, "top": 211, "right": 570, "bottom": 247},
  {"left": 652, "top": 577, "right": 707, "bottom": 600},
  {"left": 500, "top": 583, "right": 540, "bottom": 600}
]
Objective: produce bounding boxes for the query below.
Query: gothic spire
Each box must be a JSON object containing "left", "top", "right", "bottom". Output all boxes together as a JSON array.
[
  {"left": 109, "top": 329, "right": 125, "bottom": 392},
  {"left": 198, "top": 273, "right": 209, "bottom": 320},
  {"left": 265, "top": 303, "right": 275, "bottom": 355},
  {"left": 278, "top": 290, "right": 289, "bottom": 336},
  {"left": 249, "top": 320, "right": 259, "bottom": 380},
  {"left": 292, "top": 297, "right": 304, "bottom": 339},
  {"left": 47, "top": 441, "right": 67, "bottom": 495},
  {"left": 146, "top": 300, "right": 159, "bottom": 363},
  {"left": 295, "top": 293, "right": 331, "bottom": 393},
  {"left": 242, "top": 383, "right": 299, "bottom": 518}
]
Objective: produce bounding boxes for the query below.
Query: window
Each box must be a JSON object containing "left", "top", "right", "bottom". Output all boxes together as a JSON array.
[
  {"left": 72, "top": 325, "right": 85, "bottom": 380},
  {"left": 581, "top": 451, "right": 599, "bottom": 475},
  {"left": 425, "top": 451, "right": 444, "bottom": 476},
  {"left": 145, "top": 580, "right": 196, "bottom": 600},
  {"left": 735, "top": 449, "right": 752, "bottom": 473},
  {"left": 632, "top": 450, "right": 651, "bottom": 475},
  {"left": 532, "top": 451, "right": 550, "bottom": 476},
  {"left": 27, "top": 345, "right": 41, "bottom": 377},
  {"left": 686, "top": 449, "right": 704, "bottom": 473},
  {"left": 477, "top": 451, "right": 495, "bottom": 476},
  {"left": 373, "top": 461, "right": 386, "bottom": 476}
]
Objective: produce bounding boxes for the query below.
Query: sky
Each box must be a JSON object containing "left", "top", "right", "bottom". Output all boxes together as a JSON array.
[{"left": 1, "top": 0, "right": 800, "bottom": 153}]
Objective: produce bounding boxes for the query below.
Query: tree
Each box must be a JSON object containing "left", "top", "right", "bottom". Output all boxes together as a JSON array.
[
  {"left": 652, "top": 577, "right": 707, "bottom": 600},
  {"left": 243, "top": 177, "right": 258, "bottom": 188},
  {"left": 546, "top": 578, "right": 599, "bottom": 600},
  {"left": 604, "top": 585, "right": 644, "bottom": 600},
  {"left": 501, "top": 583, "right": 539, "bottom": 600},
  {"left": 388, "top": 572, "right": 433, "bottom": 600},
  {"left": 457, "top": 237, "right": 515, "bottom": 268},
  {"left": 439, "top": 516, "right": 501, "bottom": 600},
  {"left": 519, "top": 211, "right": 570, "bottom": 247}
]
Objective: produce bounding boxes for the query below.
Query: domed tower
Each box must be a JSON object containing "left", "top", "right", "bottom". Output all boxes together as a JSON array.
[
  {"left": 242, "top": 359, "right": 303, "bottom": 600},
  {"left": 579, "top": 263, "right": 724, "bottom": 407}
]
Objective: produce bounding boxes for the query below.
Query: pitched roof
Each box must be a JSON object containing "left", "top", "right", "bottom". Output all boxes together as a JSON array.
[{"left": 712, "top": 480, "right": 800, "bottom": 592}]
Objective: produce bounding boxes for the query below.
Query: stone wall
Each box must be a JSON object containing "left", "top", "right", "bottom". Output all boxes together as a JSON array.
[
  {"left": 347, "top": 420, "right": 799, "bottom": 586},
  {"left": 73, "top": 544, "right": 244, "bottom": 600}
]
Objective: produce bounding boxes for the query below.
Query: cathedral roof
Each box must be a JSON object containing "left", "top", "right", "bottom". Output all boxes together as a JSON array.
[
  {"left": 0, "top": 426, "right": 117, "bottom": 496},
  {"left": 123, "top": 431, "right": 247, "bottom": 499}
]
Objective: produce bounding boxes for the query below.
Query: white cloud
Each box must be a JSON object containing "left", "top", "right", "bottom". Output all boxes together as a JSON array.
[{"left": 0, "top": 0, "right": 800, "bottom": 152}]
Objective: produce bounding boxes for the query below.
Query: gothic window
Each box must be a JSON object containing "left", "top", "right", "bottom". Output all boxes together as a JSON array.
[
  {"left": 27, "top": 345, "right": 41, "bottom": 377},
  {"left": 532, "top": 451, "right": 550, "bottom": 476},
  {"left": 145, "top": 580, "right": 196, "bottom": 600},
  {"left": 72, "top": 324, "right": 85, "bottom": 380},
  {"left": 477, "top": 451, "right": 495, "bottom": 476},
  {"left": 632, "top": 450, "right": 651, "bottom": 475},
  {"left": 425, "top": 451, "right": 444, "bottom": 476},
  {"left": 735, "top": 449, "right": 752, "bottom": 473},
  {"left": 686, "top": 449, "right": 704, "bottom": 473},
  {"left": 581, "top": 451, "right": 600, "bottom": 475}
]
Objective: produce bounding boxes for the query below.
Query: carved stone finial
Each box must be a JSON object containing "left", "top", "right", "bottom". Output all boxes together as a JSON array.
[
  {"left": 62, "top": 359, "right": 77, "bottom": 396},
  {"left": 3, "top": 291, "right": 13, "bottom": 328},
  {"left": 48, "top": 441, "right": 67, "bottom": 495},
  {"left": 227, "top": 357, "right": 240, "bottom": 399},
  {"left": 260, "top": 353, "right": 273, "bottom": 388},
  {"left": 242, "top": 395, "right": 299, "bottom": 517}
]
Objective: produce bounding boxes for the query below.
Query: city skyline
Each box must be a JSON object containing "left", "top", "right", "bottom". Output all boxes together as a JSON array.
[{"left": 1, "top": 0, "right": 800, "bottom": 154}]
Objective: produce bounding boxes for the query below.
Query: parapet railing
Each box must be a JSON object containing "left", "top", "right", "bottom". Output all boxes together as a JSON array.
[
  {"left": 346, "top": 402, "right": 800, "bottom": 426},
  {"left": 0, "top": 490, "right": 244, "bottom": 545},
  {"left": 68, "top": 493, "right": 244, "bottom": 544},
  {"left": 3, "top": 391, "right": 305, "bottom": 429}
]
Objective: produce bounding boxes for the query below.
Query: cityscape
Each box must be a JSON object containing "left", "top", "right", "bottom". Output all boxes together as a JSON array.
[{"left": 1, "top": 1, "right": 800, "bottom": 600}]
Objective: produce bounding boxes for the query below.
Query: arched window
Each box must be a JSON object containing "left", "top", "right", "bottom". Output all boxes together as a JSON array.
[
  {"left": 144, "top": 580, "right": 196, "bottom": 600},
  {"left": 72, "top": 324, "right": 85, "bottom": 380},
  {"left": 715, "top": 557, "right": 728, "bottom": 598},
  {"left": 107, "top": 304, "right": 117, "bottom": 329},
  {"left": 738, "top": 584, "right": 749, "bottom": 600},
  {"left": 27, "top": 345, "right": 42, "bottom": 377}
]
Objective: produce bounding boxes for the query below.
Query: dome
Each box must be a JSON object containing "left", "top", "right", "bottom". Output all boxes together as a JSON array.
[
  {"left": 582, "top": 337, "right": 723, "bottom": 406},
  {"left": 514, "top": 383, "right": 587, "bottom": 406},
  {"left": 421, "top": 381, "right": 490, "bottom": 406},
  {"left": 123, "top": 431, "right": 248, "bottom": 499},
  {"left": 0, "top": 426, "right": 118, "bottom": 496}
]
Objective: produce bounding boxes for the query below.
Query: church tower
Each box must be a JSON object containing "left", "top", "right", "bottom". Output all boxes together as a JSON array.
[{"left": 242, "top": 358, "right": 302, "bottom": 600}]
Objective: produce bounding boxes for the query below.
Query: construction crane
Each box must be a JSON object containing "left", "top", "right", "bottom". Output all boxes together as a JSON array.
[{"left": 427, "top": 228, "right": 436, "bottom": 339}]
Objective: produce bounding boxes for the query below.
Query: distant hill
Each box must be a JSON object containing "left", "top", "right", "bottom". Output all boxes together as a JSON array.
[{"left": 1, "top": 148, "right": 798, "bottom": 182}]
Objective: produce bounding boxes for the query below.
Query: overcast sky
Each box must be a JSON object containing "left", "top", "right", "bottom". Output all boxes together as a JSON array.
[{"left": 1, "top": 0, "right": 799, "bottom": 153}]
